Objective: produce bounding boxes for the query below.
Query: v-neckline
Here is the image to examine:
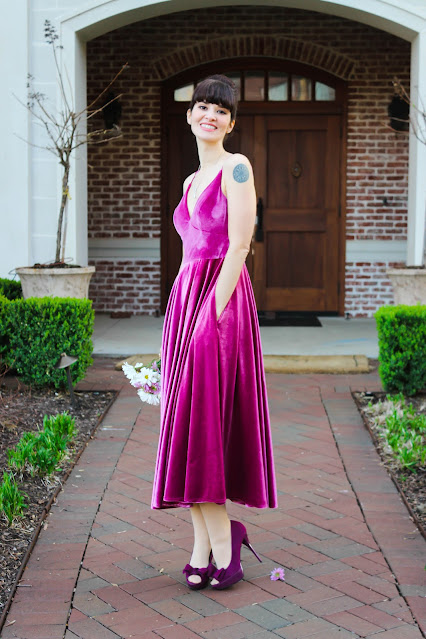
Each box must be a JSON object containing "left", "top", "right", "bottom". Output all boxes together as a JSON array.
[{"left": 185, "top": 168, "right": 223, "bottom": 220}]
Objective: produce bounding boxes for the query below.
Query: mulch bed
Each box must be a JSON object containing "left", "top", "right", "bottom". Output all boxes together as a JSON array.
[
  {"left": 354, "top": 390, "right": 426, "bottom": 535},
  {"left": 0, "top": 384, "right": 116, "bottom": 620}
]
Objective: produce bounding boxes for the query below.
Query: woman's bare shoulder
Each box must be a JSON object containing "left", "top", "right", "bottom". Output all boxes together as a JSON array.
[
  {"left": 223, "top": 152, "right": 251, "bottom": 168},
  {"left": 222, "top": 153, "right": 253, "bottom": 184}
]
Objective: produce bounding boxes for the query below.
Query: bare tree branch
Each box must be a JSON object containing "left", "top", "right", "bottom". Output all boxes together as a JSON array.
[
  {"left": 392, "top": 77, "right": 426, "bottom": 145},
  {"left": 15, "top": 19, "right": 127, "bottom": 263}
]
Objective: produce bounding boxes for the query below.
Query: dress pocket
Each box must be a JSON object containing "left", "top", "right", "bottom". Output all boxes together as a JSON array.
[
  {"left": 215, "top": 285, "right": 233, "bottom": 325},
  {"left": 217, "top": 305, "right": 228, "bottom": 325}
]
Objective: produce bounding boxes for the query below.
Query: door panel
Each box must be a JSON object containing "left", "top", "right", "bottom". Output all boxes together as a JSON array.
[
  {"left": 252, "top": 114, "right": 341, "bottom": 312},
  {"left": 267, "top": 232, "right": 324, "bottom": 289},
  {"left": 268, "top": 130, "right": 326, "bottom": 209}
]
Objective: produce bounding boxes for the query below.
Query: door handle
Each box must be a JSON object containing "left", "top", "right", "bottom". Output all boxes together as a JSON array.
[{"left": 255, "top": 197, "right": 264, "bottom": 242}]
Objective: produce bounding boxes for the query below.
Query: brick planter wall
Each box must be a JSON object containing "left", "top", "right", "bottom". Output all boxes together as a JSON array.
[{"left": 87, "top": 5, "right": 410, "bottom": 317}]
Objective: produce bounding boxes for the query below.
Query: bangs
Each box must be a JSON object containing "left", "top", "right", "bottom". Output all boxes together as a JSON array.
[
  {"left": 189, "top": 75, "right": 238, "bottom": 120},
  {"left": 193, "top": 82, "right": 234, "bottom": 114}
]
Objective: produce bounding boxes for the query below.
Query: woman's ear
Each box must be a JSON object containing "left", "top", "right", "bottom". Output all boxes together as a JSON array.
[
  {"left": 187, "top": 108, "right": 192, "bottom": 125},
  {"left": 227, "top": 119, "right": 235, "bottom": 134}
]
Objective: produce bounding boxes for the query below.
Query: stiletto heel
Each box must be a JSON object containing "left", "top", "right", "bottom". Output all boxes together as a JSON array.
[
  {"left": 242, "top": 535, "right": 262, "bottom": 563},
  {"left": 210, "top": 520, "right": 262, "bottom": 590}
]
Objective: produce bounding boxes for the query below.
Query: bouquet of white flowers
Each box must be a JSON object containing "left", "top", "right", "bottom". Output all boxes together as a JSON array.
[{"left": 121, "top": 358, "right": 161, "bottom": 405}]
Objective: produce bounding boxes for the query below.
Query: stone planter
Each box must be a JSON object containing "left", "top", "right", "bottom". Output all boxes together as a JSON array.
[
  {"left": 16, "top": 266, "right": 96, "bottom": 299},
  {"left": 387, "top": 267, "right": 426, "bottom": 305}
]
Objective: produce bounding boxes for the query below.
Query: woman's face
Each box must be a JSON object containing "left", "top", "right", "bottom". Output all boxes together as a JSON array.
[{"left": 187, "top": 101, "right": 235, "bottom": 143}]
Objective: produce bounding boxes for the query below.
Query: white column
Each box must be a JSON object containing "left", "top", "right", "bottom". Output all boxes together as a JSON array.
[
  {"left": 0, "top": 2, "right": 31, "bottom": 275},
  {"left": 407, "top": 29, "right": 426, "bottom": 266},
  {"left": 60, "top": 25, "right": 88, "bottom": 266}
]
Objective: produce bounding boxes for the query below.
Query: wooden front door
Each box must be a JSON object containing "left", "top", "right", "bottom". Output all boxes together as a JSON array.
[
  {"left": 252, "top": 115, "right": 341, "bottom": 312},
  {"left": 162, "top": 61, "right": 345, "bottom": 314}
]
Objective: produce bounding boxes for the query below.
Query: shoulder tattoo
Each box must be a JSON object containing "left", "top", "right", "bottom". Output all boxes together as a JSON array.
[{"left": 233, "top": 163, "right": 249, "bottom": 183}]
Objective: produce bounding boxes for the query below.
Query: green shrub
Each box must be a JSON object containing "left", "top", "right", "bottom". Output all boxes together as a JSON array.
[
  {"left": 0, "top": 294, "right": 11, "bottom": 356},
  {"left": 384, "top": 396, "right": 426, "bottom": 470},
  {"left": 43, "top": 413, "right": 77, "bottom": 441},
  {"left": 1, "top": 296, "right": 94, "bottom": 388},
  {"left": 374, "top": 305, "right": 426, "bottom": 395},
  {"left": 7, "top": 413, "right": 76, "bottom": 477},
  {"left": 0, "top": 472, "right": 27, "bottom": 526},
  {"left": 0, "top": 277, "right": 22, "bottom": 300},
  {"left": 28, "top": 431, "right": 65, "bottom": 476},
  {"left": 7, "top": 432, "right": 38, "bottom": 473}
]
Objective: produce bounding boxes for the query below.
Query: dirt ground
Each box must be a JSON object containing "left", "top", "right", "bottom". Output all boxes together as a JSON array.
[
  {"left": 0, "top": 385, "right": 115, "bottom": 617},
  {"left": 354, "top": 390, "right": 426, "bottom": 535}
]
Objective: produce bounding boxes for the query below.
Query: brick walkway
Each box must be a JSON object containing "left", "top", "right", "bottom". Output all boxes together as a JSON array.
[{"left": 2, "top": 358, "right": 425, "bottom": 639}]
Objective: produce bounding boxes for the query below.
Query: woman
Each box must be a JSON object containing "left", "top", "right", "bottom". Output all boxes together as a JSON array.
[{"left": 152, "top": 75, "right": 277, "bottom": 590}]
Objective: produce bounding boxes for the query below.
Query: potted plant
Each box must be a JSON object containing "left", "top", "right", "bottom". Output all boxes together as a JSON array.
[
  {"left": 386, "top": 78, "right": 426, "bottom": 305},
  {"left": 15, "top": 20, "right": 127, "bottom": 299}
]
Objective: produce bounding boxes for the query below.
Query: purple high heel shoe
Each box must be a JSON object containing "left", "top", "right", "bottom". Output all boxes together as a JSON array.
[
  {"left": 210, "top": 520, "right": 262, "bottom": 590},
  {"left": 183, "top": 551, "right": 214, "bottom": 590}
]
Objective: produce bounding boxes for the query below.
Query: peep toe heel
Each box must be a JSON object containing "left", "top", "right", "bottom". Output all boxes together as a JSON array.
[
  {"left": 210, "top": 520, "right": 262, "bottom": 590},
  {"left": 183, "top": 551, "right": 214, "bottom": 590}
]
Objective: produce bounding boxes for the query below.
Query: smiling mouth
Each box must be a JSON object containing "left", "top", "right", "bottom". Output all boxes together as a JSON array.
[{"left": 200, "top": 123, "right": 217, "bottom": 131}]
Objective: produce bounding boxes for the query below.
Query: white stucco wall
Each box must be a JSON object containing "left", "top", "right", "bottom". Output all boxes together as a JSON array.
[
  {"left": 0, "top": 2, "right": 31, "bottom": 276},
  {"left": 1, "top": 0, "right": 426, "bottom": 278}
]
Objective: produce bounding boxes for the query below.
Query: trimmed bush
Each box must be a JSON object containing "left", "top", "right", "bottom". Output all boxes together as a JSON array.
[
  {"left": 0, "top": 294, "right": 11, "bottom": 356},
  {"left": 374, "top": 304, "right": 426, "bottom": 395},
  {"left": 1, "top": 296, "right": 94, "bottom": 388},
  {"left": 0, "top": 277, "right": 22, "bottom": 301}
]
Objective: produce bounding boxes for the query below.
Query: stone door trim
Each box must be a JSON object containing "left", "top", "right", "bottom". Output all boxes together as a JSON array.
[{"left": 153, "top": 35, "right": 356, "bottom": 81}]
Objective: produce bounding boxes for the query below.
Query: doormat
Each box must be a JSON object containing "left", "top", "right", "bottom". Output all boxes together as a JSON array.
[{"left": 258, "top": 312, "right": 322, "bottom": 327}]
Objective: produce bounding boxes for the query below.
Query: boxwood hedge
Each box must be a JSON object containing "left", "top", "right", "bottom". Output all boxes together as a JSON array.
[
  {"left": 0, "top": 295, "right": 94, "bottom": 388},
  {"left": 374, "top": 304, "right": 426, "bottom": 395},
  {"left": 0, "top": 277, "right": 22, "bottom": 300}
]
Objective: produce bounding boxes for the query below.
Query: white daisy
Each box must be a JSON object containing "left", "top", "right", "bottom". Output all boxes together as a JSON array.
[{"left": 137, "top": 388, "right": 161, "bottom": 405}]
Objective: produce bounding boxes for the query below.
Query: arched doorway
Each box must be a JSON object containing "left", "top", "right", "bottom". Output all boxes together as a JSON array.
[{"left": 161, "top": 59, "right": 346, "bottom": 314}]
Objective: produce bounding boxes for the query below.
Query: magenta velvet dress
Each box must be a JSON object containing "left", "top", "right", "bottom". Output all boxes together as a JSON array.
[{"left": 151, "top": 169, "right": 277, "bottom": 510}]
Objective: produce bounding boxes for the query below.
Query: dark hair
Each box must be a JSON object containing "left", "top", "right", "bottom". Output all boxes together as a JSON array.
[{"left": 189, "top": 74, "right": 238, "bottom": 121}]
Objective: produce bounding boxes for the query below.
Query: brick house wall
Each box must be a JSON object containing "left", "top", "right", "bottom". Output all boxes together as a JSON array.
[{"left": 86, "top": 5, "right": 410, "bottom": 317}]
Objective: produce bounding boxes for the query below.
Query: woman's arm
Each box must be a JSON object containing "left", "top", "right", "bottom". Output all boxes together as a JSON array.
[{"left": 215, "top": 154, "right": 256, "bottom": 319}]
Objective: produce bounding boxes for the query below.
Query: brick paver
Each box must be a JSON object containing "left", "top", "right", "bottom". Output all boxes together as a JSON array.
[{"left": 1, "top": 357, "right": 425, "bottom": 639}]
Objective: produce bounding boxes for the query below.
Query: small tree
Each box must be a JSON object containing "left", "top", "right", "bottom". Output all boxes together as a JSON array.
[
  {"left": 19, "top": 20, "right": 127, "bottom": 264},
  {"left": 389, "top": 77, "right": 426, "bottom": 267}
]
